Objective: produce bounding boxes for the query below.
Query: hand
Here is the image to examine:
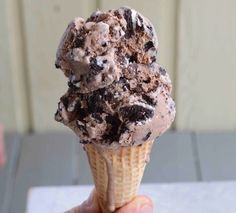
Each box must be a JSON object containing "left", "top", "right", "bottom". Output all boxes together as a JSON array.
[
  {"left": 0, "top": 124, "right": 6, "bottom": 167},
  {"left": 65, "top": 189, "right": 153, "bottom": 213}
]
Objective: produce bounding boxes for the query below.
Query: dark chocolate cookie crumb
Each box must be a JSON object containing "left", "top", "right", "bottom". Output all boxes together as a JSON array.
[
  {"left": 142, "top": 131, "right": 152, "bottom": 141},
  {"left": 89, "top": 58, "right": 104, "bottom": 75},
  {"left": 74, "top": 35, "right": 85, "bottom": 48},
  {"left": 55, "top": 63, "right": 61, "bottom": 69},
  {"left": 128, "top": 53, "right": 138, "bottom": 63},
  {"left": 76, "top": 121, "right": 87, "bottom": 132},
  {"left": 147, "top": 25, "right": 154, "bottom": 36},
  {"left": 151, "top": 56, "right": 156, "bottom": 62},
  {"left": 136, "top": 15, "right": 144, "bottom": 31},
  {"left": 80, "top": 140, "right": 90, "bottom": 144},
  {"left": 114, "top": 10, "right": 122, "bottom": 19},
  {"left": 54, "top": 111, "right": 63, "bottom": 122},
  {"left": 143, "top": 77, "right": 151, "bottom": 84},
  {"left": 104, "top": 91, "right": 114, "bottom": 103},
  {"left": 87, "top": 92, "right": 103, "bottom": 113},
  {"left": 124, "top": 8, "right": 134, "bottom": 38},
  {"left": 159, "top": 67, "right": 166, "bottom": 75},
  {"left": 103, "top": 114, "right": 122, "bottom": 142},
  {"left": 142, "top": 94, "right": 156, "bottom": 106},
  {"left": 91, "top": 113, "right": 103, "bottom": 124},
  {"left": 144, "top": 41, "right": 154, "bottom": 51},
  {"left": 120, "top": 105, "right": 154, "bottom": 122},
  {"left": 76, "top": 108, "right": 88, "bottom": 120},
  {"left": 60, "top": 96, "right": 69, "bottom": 109},
  {"left": 101, "top": 42, "right": 107, "bottom": 47},
  {"left": 67, "top": 81, "right": 79, "bottom": 90}
]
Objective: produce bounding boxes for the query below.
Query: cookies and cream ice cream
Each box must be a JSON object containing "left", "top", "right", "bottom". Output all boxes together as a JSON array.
[{"left": 55, "top": 7, "right": 175, "bottom": 147}]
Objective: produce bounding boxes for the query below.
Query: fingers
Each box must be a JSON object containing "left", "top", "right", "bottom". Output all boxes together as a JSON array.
[
  {"left": 0, "top": 124, "right": 6, "bottom": 167},
  {"left": 116, "top": 196, "right": 153, "bottom": 213},
  {"left": 65, "top": 189, "right": 101, "bottom": 213},
  {"left": 64, "top": 190, "right": 153, "bottom": 213}
]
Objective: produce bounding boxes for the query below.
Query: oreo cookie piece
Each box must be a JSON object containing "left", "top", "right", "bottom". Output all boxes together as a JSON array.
[
  {"left": 89, "top": 58, "right": 104, "bottom": 75},
  {"left": 159, "top": 67, "right": 167, "bottom": 75},
  {"left": 144, "top": 41, "right": 154, "bottom": 51},
  {"left": 142, "top": 130, "right": 152, "bottom": 141},
  {"left": 120, "top": 105, "right": 154, "bottom": 122},
  {"left": 124, "top": 8, "right": 134, "bottom": 38},
  {"left": 55, "top": 63, "right": 61, "bottom": 69},
  {"left": 91, "top": 113, "right": 103, "bottom": 124},
  {"left": 142, "top": 94, "right": 156, "bottom": 106},
  {"left": 60, "top": 96, "right": 69, "bottom": 109},
  {"left": 87, "top": 92, "right": 103, "bottom": 113},
  {"left": 74, "top": 35, "right": 85, "bottom": 48},
  {"left": 103, "top": 114, "right": 122, "bottom": 142},
  {"left": 136, "top": 15, "right": 144, "bottom": 31}
]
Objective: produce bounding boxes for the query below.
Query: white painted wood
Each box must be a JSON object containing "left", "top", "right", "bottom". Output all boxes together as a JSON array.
[
  {"left": 100, "top": 0, "right": 177, "bottom": 81},
  {"left": 3, "top": 0, "right": 236, "bottom": 132},
  {"left": 176, "top": 0, "right": 236, "bottom": 131},
  {"left": 0, "top": 0, "right": 15, "bottom": 131},
  {"left": 0, "top": 0, "right": 29, "bottom": 132},
  {"left": 27, "top": 182, "right": 236, "bottom": 213},
  {"left": 22, "top": 0, "right": 97, "bottom": 131}
]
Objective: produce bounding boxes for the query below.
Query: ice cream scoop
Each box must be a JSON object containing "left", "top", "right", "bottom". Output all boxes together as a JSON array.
[
  {"left": 55, "top": 7, "right": 158, "bottom": 94},
  {"left": 55, "top": 7, "right": 175, "bottom": 147}
]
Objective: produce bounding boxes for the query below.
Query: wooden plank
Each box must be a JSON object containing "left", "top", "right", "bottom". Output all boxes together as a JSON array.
[
  {"left": 196, "top": 133, "right": 236, "bottom": 181},
  {"left": 100, "top": 0, "right": 177, "bottom": 81},
  {"left": 77, "top": 143, "right": 93, "bottom": 185},
  {"left": 0, "top": 0, "right": 15, "bottom": 132},
  {"left": 0, "top": 134, "right": 21, "bottom": 213},
  {"left": 176, "top": 0, "right": 236, "bottom": 131},
  {"left": 9, "top": 133, "right": 78, "bottom": 213},
  {"left": 0, "top": 0, "right": 29, "bottom": 132},
  {"left": 21, "top": 0, "right": 97, "bottom": 132},
  {"left": 76, "top": 132, "right": 197, "bottom": 184},
  {"left": 143, "top": 132, "right": 197, "bottom": 182}
]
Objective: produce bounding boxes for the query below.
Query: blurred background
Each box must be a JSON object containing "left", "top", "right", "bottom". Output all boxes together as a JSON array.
[{"left": 1, "top": 0, "right": 236, "bottom": 213}]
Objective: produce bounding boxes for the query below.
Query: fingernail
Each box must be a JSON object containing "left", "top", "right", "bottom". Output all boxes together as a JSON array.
[
  {"left": 117, "top": 196, "right": 153, "bottom": 213},
  {"left": 139, "top": 203, "right": 153, "bottom": 213}
]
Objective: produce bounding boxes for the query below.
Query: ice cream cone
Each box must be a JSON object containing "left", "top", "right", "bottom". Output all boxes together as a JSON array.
[
  {"left": 55, "top": 6, "right": 175, "bottom": 213},
  {"left": 85, "top": 140, "right": 153, "bottom": 213}
]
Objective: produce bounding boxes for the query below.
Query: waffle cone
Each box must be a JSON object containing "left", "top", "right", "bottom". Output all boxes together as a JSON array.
[{"left": 85, "top": 140, "right": 153, "bottom": 212}]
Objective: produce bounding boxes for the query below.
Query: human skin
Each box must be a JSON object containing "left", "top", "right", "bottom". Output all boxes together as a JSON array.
[{"left": 65, "top": 190, "right": 153, "bottom": 213}]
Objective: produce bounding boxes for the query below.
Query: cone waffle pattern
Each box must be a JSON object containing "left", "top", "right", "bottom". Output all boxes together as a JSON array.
[{"left": 85, "top": 140, "right": 153, "bottom": 212}]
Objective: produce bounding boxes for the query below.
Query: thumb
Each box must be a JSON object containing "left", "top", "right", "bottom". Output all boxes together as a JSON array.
[{"left": 116, "top": 196, "right": 153, "bottom": 213}]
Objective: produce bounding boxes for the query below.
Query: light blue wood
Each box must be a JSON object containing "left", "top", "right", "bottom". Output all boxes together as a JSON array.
[
  {"left": 143, "top": 132, "right": 197, "bottom": 182},
  {"left": 0, "top": 134, "right": 21, "bottom": 213},
  {"left": 76, "top": 142, "right": 93, "bottom": 185},
  {"left": 196, "top": 133, "right": 236, "bottom": 181},
  {"left": 9, "top": 133, "right": 78, "bottom": 213}
]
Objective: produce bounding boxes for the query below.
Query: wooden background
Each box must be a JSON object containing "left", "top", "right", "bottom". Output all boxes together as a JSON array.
[{"left": 1, "top": 0, "right": 236, "bottom": 133}]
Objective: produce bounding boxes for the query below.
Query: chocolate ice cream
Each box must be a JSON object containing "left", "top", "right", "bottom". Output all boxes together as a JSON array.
[{"left": 55, "top": 7, "right": 175, "bottom": 147}]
